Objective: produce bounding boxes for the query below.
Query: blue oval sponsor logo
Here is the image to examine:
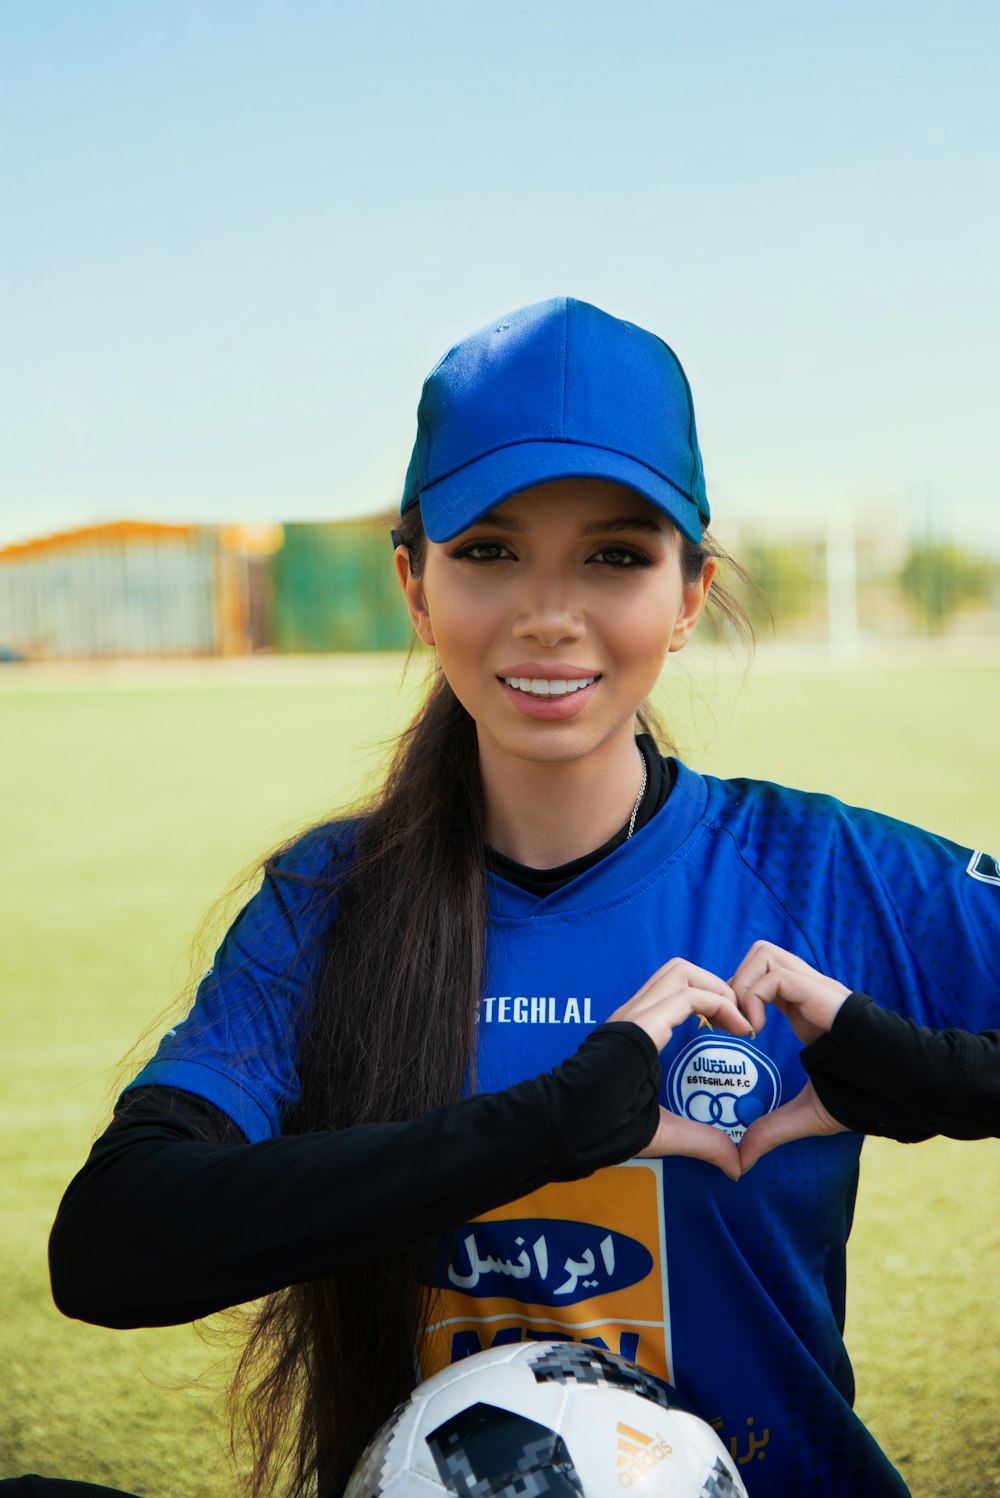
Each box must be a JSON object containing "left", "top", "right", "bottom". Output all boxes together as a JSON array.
[
  {"left": 429, "top": 1219, "right": 653, "bottom": 1305},
  {"left": 666, "top": 1035, "right": 782, "bottom": 1144}
]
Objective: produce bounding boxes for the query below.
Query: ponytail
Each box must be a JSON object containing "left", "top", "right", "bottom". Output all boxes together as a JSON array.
[{"left": 231, "top": 508, "right": 489, "bottom": 1494}]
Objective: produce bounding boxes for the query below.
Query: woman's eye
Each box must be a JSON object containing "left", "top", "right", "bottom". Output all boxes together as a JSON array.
[
  {"left": 456, "top": 541, "right": 512, "bottom": 562},
  {"left": 592, "top": 546, "right": 648, "bottom": 567}
]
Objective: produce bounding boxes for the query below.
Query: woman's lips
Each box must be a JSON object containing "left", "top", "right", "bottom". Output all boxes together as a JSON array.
[{"left": 497, "top": 674, "right": 600, "bottom": 719}]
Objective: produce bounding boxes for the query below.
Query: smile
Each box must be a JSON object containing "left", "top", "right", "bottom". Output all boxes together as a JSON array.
[{"left": 499, "top": 676, "right": 598, "bottom": 698}]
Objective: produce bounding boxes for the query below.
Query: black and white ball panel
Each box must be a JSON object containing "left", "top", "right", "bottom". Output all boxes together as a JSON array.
[
  {"left": 346, "top": 1402, "right": 411, "bottom": 1498},
  {"left": 344, "top": 1342, "right": 748, "bottom": 1498},
  {"left": 527, "top": 1344, "right": 698, "bottom": 1416},
  {"left": 428, "top": 1402, "right": 584, "bottom": 1498}
]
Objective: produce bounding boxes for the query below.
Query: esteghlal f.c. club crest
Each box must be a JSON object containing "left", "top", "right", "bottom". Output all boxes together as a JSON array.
[{"left": 665, "top": 1035, "right": 782, "bottom": 1145}]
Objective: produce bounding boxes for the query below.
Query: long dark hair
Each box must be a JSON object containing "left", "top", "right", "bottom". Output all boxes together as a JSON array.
[{"left": 228, "top": 503, "right": 751, "bottom": 1497}]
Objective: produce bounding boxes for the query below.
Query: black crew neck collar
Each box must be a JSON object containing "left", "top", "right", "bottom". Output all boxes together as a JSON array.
[{"left": 485, "top": 735, "right": 674, "bottom": 897}]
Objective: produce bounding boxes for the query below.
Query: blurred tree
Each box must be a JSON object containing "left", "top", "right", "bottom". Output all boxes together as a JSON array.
[
  {"left": 712, "top": 540, "right": 823, "bottom": 640},
  {"left": 899, "top": 541, "right": 998, "bottom": 634}
]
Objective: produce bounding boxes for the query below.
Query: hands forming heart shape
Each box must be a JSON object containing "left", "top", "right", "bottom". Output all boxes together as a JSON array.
[{"left": 607, "top": 943, "right": 853, "bottom": 1179}]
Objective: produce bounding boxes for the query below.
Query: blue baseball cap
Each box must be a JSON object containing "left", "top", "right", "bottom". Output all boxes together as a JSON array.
[{"left": 399, "top": 297, "right": 710, "bottom": 545}]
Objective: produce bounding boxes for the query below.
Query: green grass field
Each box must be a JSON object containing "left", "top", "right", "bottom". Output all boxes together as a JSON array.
[{"left": 2, "top": 648, "right": 998, "bottom": 1496}]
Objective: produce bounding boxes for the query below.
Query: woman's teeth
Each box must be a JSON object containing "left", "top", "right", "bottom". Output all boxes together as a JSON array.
[{"left": 501, "top": 676, "right": 597, "bottom": 697}]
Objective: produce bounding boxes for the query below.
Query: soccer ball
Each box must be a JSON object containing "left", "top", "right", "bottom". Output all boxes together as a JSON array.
[{"left": 345, "top": 1342, "right": 748, "bottom": 1498}]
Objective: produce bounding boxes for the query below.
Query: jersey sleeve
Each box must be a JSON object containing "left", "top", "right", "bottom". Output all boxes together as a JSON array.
[
  {"left": 723, "top": 780, "right": 1000, "bottom": 1034},
  {"left": 122, "top": 824, "right": 347, "bottom": 1142}
]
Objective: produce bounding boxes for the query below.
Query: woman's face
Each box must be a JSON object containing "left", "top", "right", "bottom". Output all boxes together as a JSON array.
[{"left": 396, "top": 479, "right": 714, "bottom": 774}]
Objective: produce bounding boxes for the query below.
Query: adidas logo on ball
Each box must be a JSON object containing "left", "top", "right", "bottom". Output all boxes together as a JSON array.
[{"left": 615, "top": 1421, "right": 672, "bottom": 1487}]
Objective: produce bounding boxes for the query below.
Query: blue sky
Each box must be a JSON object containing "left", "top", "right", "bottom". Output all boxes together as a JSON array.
[{"left": 2, "top": 1, "right": 998, "bottom": 549}]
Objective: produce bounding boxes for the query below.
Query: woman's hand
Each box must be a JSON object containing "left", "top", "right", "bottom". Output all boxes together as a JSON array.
[
  {"left": 728, "top": 941, "right": 851, "bottom": 1044},
  {"left": 609, "top": 958, "right": 756, "bottom": 1180},
  {"left": 727, "top": 942, "right": 851, "bottom": 1169},
  {"left": 609, "top": 956, "right": 755, "bottom": 1051},
  {"left": 738, "top": 1079, "right": 846, "bottom": 1171}
]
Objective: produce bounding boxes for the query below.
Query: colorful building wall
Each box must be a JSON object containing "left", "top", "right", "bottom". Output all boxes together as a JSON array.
[
  {"left": 0, "top": 516, "right": 411, "bottom": 659},
  {"left": 268, "top": 518, "right": 411, "bottom": 653},
  {"left": 0, "top": 522, "right": 221, "bottom": 659}
]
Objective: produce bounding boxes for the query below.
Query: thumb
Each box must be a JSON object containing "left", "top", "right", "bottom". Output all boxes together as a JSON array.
[
  {"left": 639, "top": 1107, "right": 742, "bottom": 1181},
  {"left": 738, "top": 1082, "right": 847, "bottom": 1172}
]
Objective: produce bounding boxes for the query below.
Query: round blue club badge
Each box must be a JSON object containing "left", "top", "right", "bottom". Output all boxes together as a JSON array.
[{"left": 666, "top": 1035, "right": 782, "bottom": 1144}]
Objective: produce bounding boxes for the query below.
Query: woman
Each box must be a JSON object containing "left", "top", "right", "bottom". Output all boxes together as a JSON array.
[{"left": 49, "top": 298, "right": 999, "bottom": 1498}]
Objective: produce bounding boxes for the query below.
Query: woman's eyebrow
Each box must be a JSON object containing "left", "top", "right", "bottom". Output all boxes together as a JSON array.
[
  {"left": 578, "top": 517, "right": 665, "bottom": 536},
  {"left": 473, "top": 511, "right": 527, "bottom": 532},
  {"left": 467, "top": 513, "right": 665, "bottom": 536}
]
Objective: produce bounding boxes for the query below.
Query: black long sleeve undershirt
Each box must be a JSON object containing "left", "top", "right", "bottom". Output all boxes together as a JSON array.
[
  {"left": 49, "top": 1022, "right": 661, "bottom": 1329},
  {"left": 50, "top": 991, "right": 999, "bottom": 1334},
  {"left": 803, "top": 991, "right": 1000, "bottom": 1141}
]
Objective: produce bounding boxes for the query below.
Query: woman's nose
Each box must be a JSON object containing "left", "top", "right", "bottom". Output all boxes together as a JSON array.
[{"left": 511, "top": 569, "right": 584, "bottom": 646}]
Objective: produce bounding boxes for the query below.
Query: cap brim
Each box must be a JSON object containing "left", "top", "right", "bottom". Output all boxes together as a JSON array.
[{"left": 417, "top": 441, "right": 706, "bottom": 545}]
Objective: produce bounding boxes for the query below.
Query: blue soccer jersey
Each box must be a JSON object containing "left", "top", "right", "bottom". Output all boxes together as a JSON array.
[{"left": 128, "top": 762, "right": 1000, "bottom": 1496}]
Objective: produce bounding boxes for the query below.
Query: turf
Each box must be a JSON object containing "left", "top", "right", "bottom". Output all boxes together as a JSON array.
[{"left": 1, "top": 649, "right": 998, "bottom": 1496}]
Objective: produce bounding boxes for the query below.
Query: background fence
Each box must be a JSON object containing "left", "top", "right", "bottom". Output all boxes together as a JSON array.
[
  {"left": 710, "top": 512, "right": 1000, "bottom": 655},
  {"left": 0, "top": 523, "right": 220, "bottom": 660},
  {"left": 1, "top": 510, "right": 998, "bottom": 661},
  {"left": 269, "top": 519, "right": 411, "bottom": 653}
]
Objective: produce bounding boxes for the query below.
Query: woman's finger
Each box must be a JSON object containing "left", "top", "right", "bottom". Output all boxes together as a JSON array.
[
  {"left": 728, "top": 943, "right": 787, "bottom": 1031},
  {"left": 735, "top": 966, "right": 827, "bottom": 1042},
  {"left": 627, "top": 956, "right": 740, "bottom": 1008},
  {"left": 728, "top": 941, "right": 805, "bottom": 1029},
  {"left": 638, "top": 1107, "right": 742, "bottom": 1181},
  {"left": 612, "top": 984, "right": 753, "bottom": 1052},
  {"left": 729, "top": 942, "right": 850, "bottom": 1042},
  {"left": 738, "top": 1082, "right": 848, "bottom": 1171}
]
